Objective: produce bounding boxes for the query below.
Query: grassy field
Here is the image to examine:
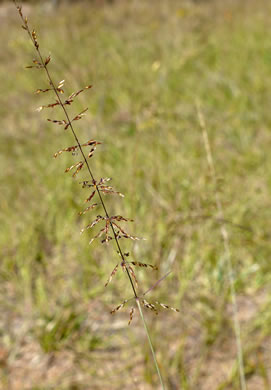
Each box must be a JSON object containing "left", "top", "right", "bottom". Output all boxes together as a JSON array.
[{"left": 1, "top": 0, "right": 271, "bottom": 388}]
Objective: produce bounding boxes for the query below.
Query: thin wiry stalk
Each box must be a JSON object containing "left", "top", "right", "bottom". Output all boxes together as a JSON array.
[
  {"left": 14, "top": 2, "right": 165, "bottom": 388},
  {"left": 136, "top": 298, "right": 165, "bottom": 390},
  {"left": 196, "top": 102, "right": 247, "bottom": 390}
]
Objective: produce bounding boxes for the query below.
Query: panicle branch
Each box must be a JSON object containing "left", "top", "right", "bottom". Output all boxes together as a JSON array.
[{"left": 80, "top": 214, "right": 142, "bottom": 245}]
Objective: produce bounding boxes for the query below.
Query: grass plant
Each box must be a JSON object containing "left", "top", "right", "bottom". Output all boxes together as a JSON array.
[
  {"left": 13, "top": 1, "right": 181, "bottom": 388},
  {"left": 197, "top": 102, "right": 247, "bottom": 390},
  {"left": 1, "top": 0, "right": 271, "bottom": 388}
]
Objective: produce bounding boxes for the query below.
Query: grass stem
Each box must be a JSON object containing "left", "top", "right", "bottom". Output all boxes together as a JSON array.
[
  {"left": 197, "top": 101, "right": 247, "bottom": 390},
  {"left": 136, "top": 298, "right": 166, "bottom": 390}
]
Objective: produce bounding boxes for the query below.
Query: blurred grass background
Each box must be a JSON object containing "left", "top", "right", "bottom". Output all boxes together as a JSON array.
[{"left": 1, "top": 0, "right": 271, "bottom": 389}]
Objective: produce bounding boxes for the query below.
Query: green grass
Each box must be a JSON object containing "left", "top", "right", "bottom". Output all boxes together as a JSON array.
[{"left": 1, "top": 0, "right": 271, "bottom": 388}]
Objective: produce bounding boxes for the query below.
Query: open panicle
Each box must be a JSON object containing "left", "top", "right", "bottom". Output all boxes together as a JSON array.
[{"left": 15, "top": 3, "right": 173, "bottom": 387}]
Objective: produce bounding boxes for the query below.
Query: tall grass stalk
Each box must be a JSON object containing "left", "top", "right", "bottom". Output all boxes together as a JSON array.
[
  {"left": 14, "top": 2, "right": 171, "bottom": 388},
  {"left": 197, "top": 102, "right": 247, "bottom": 390}
]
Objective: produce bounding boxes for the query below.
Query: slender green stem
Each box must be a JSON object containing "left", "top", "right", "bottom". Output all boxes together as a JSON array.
[
  {"left": 197, "top": 102, "right": 247, "bottom": 390},
  {"left": 136, "top": 299, "right": 165, "bottom": 390}
]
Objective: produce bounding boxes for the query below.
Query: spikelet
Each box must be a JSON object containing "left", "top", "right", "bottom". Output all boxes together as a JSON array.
[
  {"left": 35, "top": 88, "right": 51, "bottom": 94},
  {"left": 155, "top": 302, "right": 180, "bottom": 313},
  {"left": 110, "top": 300, "right": 128, "bottom": 315},
  {"left": 45, "top": 55, "right": 51, "bottom": 66},
  {"left": 85, "top": 190, "right": 96, "bottom": 203},
  {"left": 57, "top": 79, "right": 65, "bottom": 93},
  {"left": 112, "top": 222, "right": 142, "bottom": 241},
  {"left": 141, "top": 299, "right": 179, "bottom": 314},
  {"left": 64, "top": 85, "right": 92, "bottom": 105},
  {"left": 65, "top": 161, "right": 84, "bottom": 178},
  {"left": 105, "top": 263, "right": 119, "bottom": 287},
  {"left": 36, "top": 100, "right": 61, "bottom": 111},
  {"left": 72, "top": 108, "right": 88, "bottom": 121},
  {"left": 89, "top": 227, "right": 109, "bottom": 245},
  {"left": 127, "top": 265, "right": 138, "bottom": 288},
  {"left": 31, "top": 29, "right": 39, "bottom": 49},
  {"left": 78, "top": 204, "right": 98, "bottom": 216},
  {"left": 47, "top": 118, "right": 68, "bottom": 126},
  {"left": 26, "top": 58, "right": 43, "bottom": 69},
  {"left": 128, "top": 308, "right": 135, "bottom": 325},
  {"left": 130, "top": 261, "right": 158, "bottom": 271},
  {"left": 142, "top": 299, "right": 158, "bottom": 315},
  {"left": 80, "top": 215, "right": 104, "bottom": 233}
]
